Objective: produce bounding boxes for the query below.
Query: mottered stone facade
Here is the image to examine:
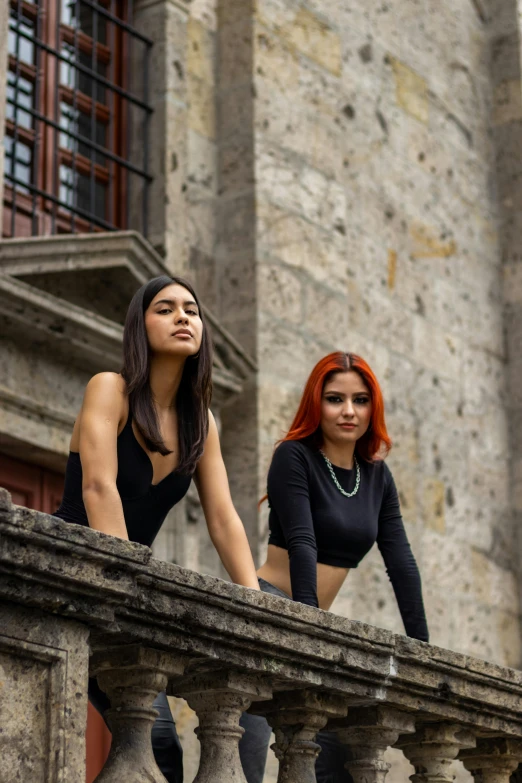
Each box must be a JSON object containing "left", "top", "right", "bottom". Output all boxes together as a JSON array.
[
  {"left": 178, "top": 3, "right": 522, "bottom": 779},
  {"left": 1, "top": 1, "right": 522, "bottom": 781},
  {"left": 182, "top": 0, "right": 521, "bottom": 672}
]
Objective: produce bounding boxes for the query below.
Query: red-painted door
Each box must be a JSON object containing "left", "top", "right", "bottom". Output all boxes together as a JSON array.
[
  {"left": 86, "top": 704, "right": 112, "bottom": 782},
  {"left": 0, "top": 453, "right": 111, "bottom": 781},
  {"left": 0, "top": 454, "right": 44, "bottom": 509}
]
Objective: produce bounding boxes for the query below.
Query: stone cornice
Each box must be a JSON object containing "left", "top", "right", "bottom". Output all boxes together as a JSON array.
[
  {"left": 0, "top": 385, "right": 75, "bottom": 430},
  {"left": 0, "top": 274, "right": 244, "bottom": 408},
  {"left": 0, "top": 274, "right": 123, "bottom": 371},
  {"left": 2, "top": 493, "right": 522, "bottom": 737},
  {"left": 0, "top": 233, "right": 256, "bottom": 407},
  {"left": 0, "top": 231, "right": 165, "bottom": 281},
  {"left": 0, "top": 231, "right": 256, "bottom": 384}
]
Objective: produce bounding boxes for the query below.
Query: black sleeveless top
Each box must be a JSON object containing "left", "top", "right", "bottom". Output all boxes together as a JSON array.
[{"left": 54, "top": 413, "right": 192, "bottom": 546}]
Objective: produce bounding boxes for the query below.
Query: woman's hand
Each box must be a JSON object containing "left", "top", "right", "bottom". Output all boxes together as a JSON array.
[
  {"left": 79, "top": 373, "right": 129, "bottom": 540},
  {"left": 194, "top": 411, "right": 260, "bottom": 590}
]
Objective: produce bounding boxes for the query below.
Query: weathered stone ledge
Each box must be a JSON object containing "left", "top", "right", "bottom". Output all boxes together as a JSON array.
[{"left": 2, "top": 487, "right": 522, "bottom": 781}]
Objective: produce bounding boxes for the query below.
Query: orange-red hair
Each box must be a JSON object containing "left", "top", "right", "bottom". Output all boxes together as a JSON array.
[
  {"left": 259, "top": 353, "right": 391, "bottom": 507},
  {"left": 280, "top": 351, "right": 392, "bottom": 461}
]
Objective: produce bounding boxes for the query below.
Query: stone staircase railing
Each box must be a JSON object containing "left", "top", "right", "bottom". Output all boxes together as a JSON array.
[{"left": 1, "top": 486, "right": 522, "bottom": 783}]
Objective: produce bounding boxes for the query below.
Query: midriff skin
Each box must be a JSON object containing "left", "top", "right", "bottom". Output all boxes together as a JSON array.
[{"left": 257, "top": 544, "right": 350, "bottom": 611}]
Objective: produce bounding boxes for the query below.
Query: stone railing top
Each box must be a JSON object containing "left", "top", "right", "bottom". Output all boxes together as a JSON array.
[{"left": 2, "top": 487, "right": 522, "bottom": 737}]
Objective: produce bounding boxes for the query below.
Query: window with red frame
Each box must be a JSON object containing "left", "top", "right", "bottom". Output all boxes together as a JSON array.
[{"left": 4, "top": 0, "right": 152, "bottom": 238}]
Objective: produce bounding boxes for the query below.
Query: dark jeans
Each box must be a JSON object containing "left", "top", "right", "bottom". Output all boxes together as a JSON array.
[{"left": 238, "top": 578, "right": 353, "bottom": 783}]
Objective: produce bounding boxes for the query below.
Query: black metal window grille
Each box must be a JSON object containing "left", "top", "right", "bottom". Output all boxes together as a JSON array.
[{"left": 4, "top": 0, "right": 153, "bottom": 238}]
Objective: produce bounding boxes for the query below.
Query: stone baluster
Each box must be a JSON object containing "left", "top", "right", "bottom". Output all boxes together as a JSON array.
[
  {"left": 260, "top": 690, "right": 347, "bottom": 783},
  {"left": 460, "top": 738, "right": 522, "bottom": 783},
  {"left": 90, "top": 644, "right": 187, "bottom": 783},
  {"left": 395, "top": 723, "right": 476, "bottom": 783},
  {"left": 331, "top": 705, "right": 416, "bottom": 783},
  {"left": 173, "top": 670, "right": 272, "bottom": 783}
]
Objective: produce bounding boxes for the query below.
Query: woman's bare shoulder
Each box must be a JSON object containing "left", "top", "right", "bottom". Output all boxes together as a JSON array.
[
  {"left": 81, "top": 373, "right": 128, "bottom": 418},
  {"left": 71, "top": 375, "right": 127, "bottom": 449},
  {"left": 85, "top": 372, "right": 127, "bottom": 396}
]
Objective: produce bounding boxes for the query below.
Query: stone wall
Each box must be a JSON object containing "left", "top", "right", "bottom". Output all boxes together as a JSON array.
[
  {"left": 0, "top": 331, "right": 86, "bottom": 468},
  {"left": 1, "top": 1, "right": 522, "bottom": 780},
  {"left": 176, "top": 6, "right": 522, "bottom": 775},
  {"left": 201, "top": 0, "right": 520, "bottom": 673}
]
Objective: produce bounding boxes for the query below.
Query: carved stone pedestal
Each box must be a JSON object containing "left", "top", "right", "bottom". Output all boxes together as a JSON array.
[
  {"left": 174, "top": 670, "right": 272, "bottom": 783},
  {"left": 90, "top": 645, "right": 186, "bottom": 782},
  {"left": 460, "top": 738, "right": 522, "bottom": 783},
  {"left": 332, "top": 705, "right": 416, "bottom": 783},
  {"left": 396, "top": 723, "right": 475, "bottom": 783},
  {"left": 262, "top": 690, "right": 347, "bottom": 783}
]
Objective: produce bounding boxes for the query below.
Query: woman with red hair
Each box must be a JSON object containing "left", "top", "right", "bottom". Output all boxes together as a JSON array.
[{"left": 239, "top": 351, "right": 428, "bottom": 783}]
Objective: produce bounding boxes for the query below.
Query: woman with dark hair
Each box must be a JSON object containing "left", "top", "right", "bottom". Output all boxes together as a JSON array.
[
  {"left": 239, "top": 351, "right": 428, "bottom": 783},
  {"left": 55, "top": 275, "right": 260, "bottom": 783}
]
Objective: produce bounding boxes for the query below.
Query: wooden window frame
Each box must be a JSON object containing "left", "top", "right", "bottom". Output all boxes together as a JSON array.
[{"left": 3, "top": 0, "right": 137, "bottom": 238}]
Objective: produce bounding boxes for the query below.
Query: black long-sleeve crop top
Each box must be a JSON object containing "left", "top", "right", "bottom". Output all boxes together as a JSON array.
[{"left": 267, "top": 439, "right": 429, "bottom": 642}]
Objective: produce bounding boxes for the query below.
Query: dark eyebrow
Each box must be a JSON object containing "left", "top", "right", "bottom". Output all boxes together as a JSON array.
[
  {"left": 154, "top": 298, "right": 198, "bottom": 308},
  {"left": 324, "top": 389, "right": 370, "bottom": 396}
]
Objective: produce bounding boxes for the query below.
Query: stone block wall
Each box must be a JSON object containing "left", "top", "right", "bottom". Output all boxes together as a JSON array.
[
  {"left": 0, "top": 602, "right": 90, "bottom": 782},
  {"left": 243, "top": 5, "right": 513, "bottom": 778},
  {"left": 0, "top": 332, "right": 87, "bottom": 468},
  {"left": 177, "top": 4, "right": 522, "bottom": 774},
  {"left": 2, "top": 1, "right": 521, "bottom": 778},
  {"left": 163, "top": 0, "right": 518, "bottom": 679}
]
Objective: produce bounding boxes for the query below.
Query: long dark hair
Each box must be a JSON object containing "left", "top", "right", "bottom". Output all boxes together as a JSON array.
[{"left": 121, "top": 275, "right": 212, "bottom": 475}]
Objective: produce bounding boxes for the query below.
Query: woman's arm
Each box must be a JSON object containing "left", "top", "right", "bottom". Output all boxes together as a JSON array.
[
  {"left": 194, "top": 412, "right": 259, "bottom": 590},
  {"left": 79, "top": 373, "right": 129, "bottom": 540},
  {"left": 377, "top": 465, "right": 429, "bottom": 642},
  {"left": 267, "top": 442, "right": 318, "bottom": 607}
]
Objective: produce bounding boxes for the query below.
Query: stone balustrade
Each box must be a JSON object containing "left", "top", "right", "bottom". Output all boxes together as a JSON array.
[{"left": 2, "top": 486, "right": 522, "bottom": 783}]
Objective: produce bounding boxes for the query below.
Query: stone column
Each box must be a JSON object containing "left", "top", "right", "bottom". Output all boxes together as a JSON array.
[
  {"left": 332, "top": 705, "right": 416, "bottom": 783},
  {"left": 460, "top": 738, "right": 522, "bottom": 783},
  {"left": 262, "top": 690, "right": 347, "bottom": 783},
  {"left": 395, "top": 723, "right": 476, "bottom": 783},
  {"left": 90, "top": 644, "right": 186, "bottom": 782},
  {"left": 173, "top": 671, "right": 272, "bottom": 783},
  {"left": 215, "top": 0, "right": 260, "bottom": 562},
  {"left": 489, "top": 0, "right": 522, "bottom": 625},
  {"left": 132, "top": 0, "right": 191, "bottom": 268}
]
